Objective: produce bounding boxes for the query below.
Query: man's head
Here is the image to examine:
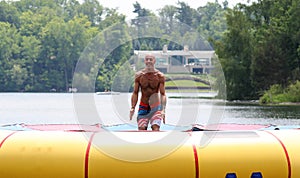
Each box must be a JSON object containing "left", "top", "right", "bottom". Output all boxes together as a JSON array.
[{"left": 144, "top": 54, "right": 156, "bottom": 69}]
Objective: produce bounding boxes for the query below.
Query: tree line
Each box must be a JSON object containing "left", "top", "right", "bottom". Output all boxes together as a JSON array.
[
  {"left": 0, "top": 0, "right": 299, "bottom": 101},
  {"left": 214, "top": 0, "right": 300, "bottom": 100}
]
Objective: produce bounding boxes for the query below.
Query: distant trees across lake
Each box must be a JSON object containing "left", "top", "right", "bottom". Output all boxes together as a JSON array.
[{"left": 0, "top": 0, "right": 299, "bottom": 102}]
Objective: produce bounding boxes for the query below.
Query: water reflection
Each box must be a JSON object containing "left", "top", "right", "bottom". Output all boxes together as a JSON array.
[
  {"left": 0, "top": 93, "right": 299, "bottom": 126},
  {"left": 223, "top": 102, "right": 300, "bottom": 125}
]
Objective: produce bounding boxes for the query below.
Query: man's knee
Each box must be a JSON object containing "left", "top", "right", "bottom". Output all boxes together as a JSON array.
[{"left": 151, "top": 124, "right": 160, "bottom": 131}]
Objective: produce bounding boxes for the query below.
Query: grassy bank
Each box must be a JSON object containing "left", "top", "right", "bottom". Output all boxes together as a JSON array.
[
  {"left": 165, "top": 74, "right": 213, "bottom": 92},
  {"left": 259, "top": 81, "right": 300, "bottom": 104}
]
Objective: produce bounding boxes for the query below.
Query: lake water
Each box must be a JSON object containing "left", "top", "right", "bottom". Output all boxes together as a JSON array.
[{"left": 0, "top": 93, "right": 299, "bottom": 127}]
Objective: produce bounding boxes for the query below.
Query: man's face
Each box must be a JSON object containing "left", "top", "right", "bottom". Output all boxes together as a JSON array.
[{"left": 144, "top": 55, "right": 156, "bottom": 68}]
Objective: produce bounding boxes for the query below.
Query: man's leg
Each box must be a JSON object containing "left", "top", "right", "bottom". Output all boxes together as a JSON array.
[
  {"left": 150, "top": 111, "right": 162, "bottom": 131},
  {"left": 151, "top": 124, "right": 160, "bottom": 131},
  {"left": 139, "top": 126, "right": 148, "bottom": 130},
  {"left": 137, "top": 102, "right": 150, "bottom": 130},
  {"left": 138, "top": 118, "right": 149, "bottom": 130}
]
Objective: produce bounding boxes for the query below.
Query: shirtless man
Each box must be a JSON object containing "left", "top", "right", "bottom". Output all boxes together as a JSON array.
[{"left": 129, "top": 54, "right": 167, "bottom": 131}]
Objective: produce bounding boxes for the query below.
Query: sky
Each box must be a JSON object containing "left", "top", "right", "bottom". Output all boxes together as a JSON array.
[{"left": 98, "top": 0, "right": 255, "bottom": 20}]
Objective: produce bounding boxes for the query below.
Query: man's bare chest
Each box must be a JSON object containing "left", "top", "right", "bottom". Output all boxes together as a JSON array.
[{"left": 139, "top": 73, "right": 160, "bottom": 89}]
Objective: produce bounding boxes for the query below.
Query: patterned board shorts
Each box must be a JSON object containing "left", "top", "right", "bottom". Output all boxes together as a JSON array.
[{"left": 137, "top": 101, "right": 162, "bottom": 128}]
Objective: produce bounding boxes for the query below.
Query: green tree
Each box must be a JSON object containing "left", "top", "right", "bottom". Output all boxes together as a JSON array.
[
  {"left": 13, "top": 0, "right": 59, "bottom": 13},
  {"left": 111, "top": 62, "right": 135, "bottom": 92},
  {"left": 158, "top": 5, "right": 177, "bottom": 34},
  {"left": 131, "top": 2, "right": 159, "bottom": 51},
  {"left": 98, "top": 8, "right": 126, "bottom": 31},
  {"left": 287, "top": 0, "right": 300, "bottom": 82},
  {"left": 18, "top": 7, "right": 57, "bottom": 36},
  {"left": 61, "top": 0, "right": 81, "bottom": 21},
  {"left": 249, "top": 0, "right": 297, "bottom": 93},
  {"left": 131, "top": 1, "right": 154, "bottom": 34},
  {"left": 78, "top": 0, "right": 103, "bottom": 26},
  {"left": 214, "top": 8, "right": 254, "bottom": 100},
  {"left": 0, "top": 22, "right": 21, "bottom": 91},
  {"left": 197, "top": 2, "right": 227, "bottom": 42},
  {"left": 0, "top": 1, "right": 20, "bottom": 27},
  {"left": 39, "top": 15, "right": 93, "bottom": 91},
  {"left": 20, "top": 35, "right": 41, "bottom": 91},
  {"left": 176, "top": 1, "right": 193, "bottom": 27},
  {"left": 96, "top": 23, "right": 132, "bottom": 92}
]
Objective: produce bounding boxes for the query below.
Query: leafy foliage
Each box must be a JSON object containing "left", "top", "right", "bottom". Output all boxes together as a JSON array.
[
  {"left": 0, "top": 0, "right": 298, "bottom": 103},
  {"left": 214, "top": 0, "right": 300, "bottom": 101},
  {"left": 260, "top": 81, "right": 300, "bottom": 104}
]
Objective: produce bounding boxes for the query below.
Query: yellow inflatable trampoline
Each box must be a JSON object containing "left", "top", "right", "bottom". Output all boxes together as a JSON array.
[{"left": 0, "top": 124, "right": 299, "bottom": 178}]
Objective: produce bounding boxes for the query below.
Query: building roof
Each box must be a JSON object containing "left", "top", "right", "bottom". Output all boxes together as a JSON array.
[{"left": 134, "top": 50, "right": 215, "bottom": 58}]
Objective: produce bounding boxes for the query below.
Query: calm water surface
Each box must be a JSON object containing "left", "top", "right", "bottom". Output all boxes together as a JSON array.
[{"left": 0, "top": 93, "right": 299, "bottom": 126}]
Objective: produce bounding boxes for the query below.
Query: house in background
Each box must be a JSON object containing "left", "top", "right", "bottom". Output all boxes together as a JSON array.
[{"left": 134, "top": 45, "right": 215, "bottom": 74}]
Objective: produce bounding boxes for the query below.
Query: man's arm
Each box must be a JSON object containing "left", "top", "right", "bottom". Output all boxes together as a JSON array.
[
  {"left": 130, "top": 74, "right": 139, "bottom": 120},
  {"left": 159, "top": 76, "right": 167, "bottom": 124}
]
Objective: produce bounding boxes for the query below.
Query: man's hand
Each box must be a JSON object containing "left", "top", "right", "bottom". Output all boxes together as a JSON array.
[
  {"left": 161, "top": 109, "right": 166, "bottom": 124},
  {"left": 129, "top": 108, "right": 135, "bottom": 120}
]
